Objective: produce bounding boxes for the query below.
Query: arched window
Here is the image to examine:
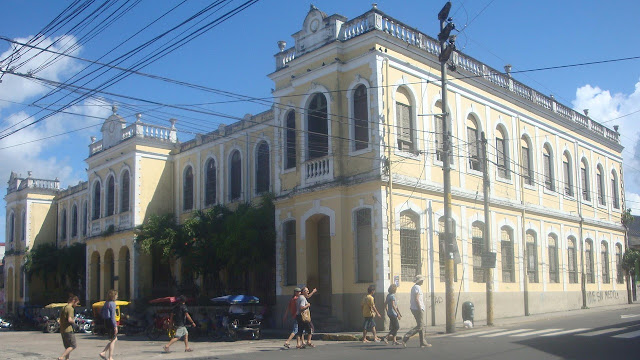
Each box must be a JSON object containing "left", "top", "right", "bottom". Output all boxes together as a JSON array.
[
  {"left": 353, "top": 84, "right": 369, "bottom": 151},
  {"left": 601, "top": 241, "right": 610, "bottom": 284},
  {"left": 183, "top": 166, "right": 194, "bottom": 211},
  {"left": 120, "top": 170, "right": 130, "bottom": 213},
  {"left": 472, "top": 221, "right": 485, "bottom": 283},
  {"left": 580, "top": 159, "right": 590, "bottom": 201},
  {"left": 567, "top": 237, "right": 578, "bottom": 283},
  {"left": 521, "top": 136, "right": 533, "bottom": 185},
  {"left": 284, "top": 220, "right": 297, "bottom": 285},
  {"left": 585, "top": 239, "right": 594, "bottom": 283},
  {"left": 611, "top": 170, "right": 620, "bottom": 209},
  {"left": 256, "top": 142, "right": 270, "bottom": 194},
  {"left": 307, "top": 93, "right": 328, "bottom": 160},
  {"left": 355, "top": 208, "right": 373, "bottom": 282},
  {"left": 205, "top": 159, "right": 217, "bottom": 206},
  {"left": 92, "top": 182, "right": 101, "bottom": 220},
  {"left": 548, "top": 234, "right": 559, "bottom": 283},
  {"left": 467, "top": 115, "right": 481, "bottom": 171},
  {"left": 82, "top": 201, "right": 88, "bottom": 236},
  {"left": 435, "top": 101, "right": 445, "bottom": 161},
  {"left": 562, "top": 151, "right": 573, "bottom": 196},
  {"left": 285, "top": 111, "right": 296, "bottom": 169},
  {"left": 526, "top": 230, "right": 538, "bottom": 283},
  {"left": 616, "top": 244, "right": 624, "bottom": 284},
  {"left": 106, "top": 176, "right": 115, "bottom": 216},
  {"left": 596, "top": 165, "right": 606, "bottom": 205},
  {"left": 71, "top": 205, "right": 78, "bottom": 238},
  {"left": 21, "top": 211, "right": 26, "bottom": 242},
  {"left": 438, "top": 216, "right": 457, "bottom": 282},
  {"left": 8, "top": 212, "right": 15, "bottom": 243},
  {"left": 543, "top": 144, "right": 554, "bottom": 191},
  {"left": 230, "top": 150, "right": 242, "bottom": 201},
  {"left": 496, "top": 127, "right": 510, "bottom": 179},
  {"left": 60, "top": 209, "right": 67, "bottom": 240},
  {"left": 396, "top": 87, "right": 415, "bottom": 152},
  {"left": 400, "top": 211, "right": 420, "bottom": 281},
  {"left": 501, "top": 226, "right": 515, "bottom": 282}
]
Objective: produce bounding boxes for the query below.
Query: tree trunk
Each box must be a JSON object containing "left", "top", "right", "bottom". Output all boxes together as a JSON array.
[{"left": 627, "top": 272, "right": 633, "bottom": 304}]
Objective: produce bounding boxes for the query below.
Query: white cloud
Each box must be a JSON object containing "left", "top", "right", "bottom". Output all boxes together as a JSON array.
[
  {"left": 625, "top": 192, "right": 640, "bottom": 216},
  {"left": 572, "top": 79, "right": 640, "bottom": 206}
]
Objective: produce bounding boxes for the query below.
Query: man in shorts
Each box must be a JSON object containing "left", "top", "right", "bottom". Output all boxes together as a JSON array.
[
  {"left": 163, "top": 295, "right": 196, "bottom": 353},
  {"left": 361, "top": 285, "right": 382, "bottom": 342},
  {"left": 58, "top": 294, "right": 80, "bottom": 360}
]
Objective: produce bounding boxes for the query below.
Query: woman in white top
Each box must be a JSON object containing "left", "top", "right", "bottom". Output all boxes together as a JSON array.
[{"left": 295, "top": 287, "right": 314, "bottom": 348}]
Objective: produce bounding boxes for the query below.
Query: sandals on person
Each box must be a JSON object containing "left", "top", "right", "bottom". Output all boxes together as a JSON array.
[
  {"left": 306, "top": 343, "right": 315, "bottom": 348},
  {"left": 185, "top": 348, "right": 194, "bottom": 352},
  {"left": 283, "top": 343, "right": 291, "bottom": 349},
  {"left": 162, "top": 345, "right": 171, "bottom": 353},
  {"left": 383, "top": 337, "right": 389, "bottom": 344},
  {"left": 99, "top": 353, "right": 107, "bottom": 360},
  {"left": 296, "top": 344, "right": 306, "bottom": 349}
]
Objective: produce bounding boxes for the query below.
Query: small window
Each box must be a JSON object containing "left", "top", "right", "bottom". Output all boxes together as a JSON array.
[
  {"left": 496, "top": 128, "right": 510, "bottom": 179},
  {"left": 205, "top": 159, "right": 217, "bottom": 206},
  {"left": 121, "top": 170, "right": 130, "bottom": 212},
  {"left": 106, "top": 176, "right": 115, "bottom": 216},
  {"left": 400, "top": 212, "right": 420, "bottom": 281},
  {"left": 585, "top": 239, "right": 594, "bottom": 283},
  {"left": 183, "top": 166, "right": 194, "bottom": 211},
  {"left": 353, "top": 85, "right": 369, "bottom": 151},
  {"left": 501, "top": 227, "right": 515, "bottom": 283},
  {"left": 92, "top": 182, "right": 101, "bottom": 220},
  {"left": 521, "top": 137, "right": 533, "bottom": 185},
  {"left": 581, "top": 159, "right": 590, "bottom": 201},
  {"left": 616, "top": 244, "right": 624, "bottom": 284},
  {"left": 256, "top": 142, "right": 270, "bottom": 194},
  {"left": 597, "top": 166, "right": 605, "bottom": 205},
  {"left": 563, "top": 152, "right": 573, "bottom": 196},
  {"left": 548, "top": 234, "right": 559, "bottom": 283},
  {"left": 601, "top": 241, "right": 610, "bottom": 284},
  {"left": 526, "top": 230, "right": 538, "bottom": 283},
  {"left": 467, "top": 115, "right": 480, "bottom": 171},
  {"left": 285, "top": 111, "right": 296, "bottom": 169},
  {"left": 567, "top": 237, "right": 578, "bottom": 283},
  {"left": 543, "top": 144, "right": 554, "bottom": 191},
  {"left": 611, "top": 170, "right": 620, "bottom": 209}
]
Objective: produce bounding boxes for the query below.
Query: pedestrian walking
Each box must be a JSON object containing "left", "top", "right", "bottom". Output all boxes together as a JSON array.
[
  {"left": 402, "top": 275, "right": 431, "bottom": 348},
  {"left": 57, "top": 294, "right": 80, "bottom": 360},
  {"left": 361, "top": 284, "right": 382, "bottom": 342},
  {"left": 295, "top": 287, "right": 314, "bottom": 348},
  {"left": 382, "top": 284, "right": 402, "bottom": 345},
  {"left": 283, "top": 287, "right": 302, "bottom": 348},
  {"left": 99, "top": 289, "right": 118, "bottom": 360},
  {"left": 163, "top": 295, "right": 196, "bottom": 353}
]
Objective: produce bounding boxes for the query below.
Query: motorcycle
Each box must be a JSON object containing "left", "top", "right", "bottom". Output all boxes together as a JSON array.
[{"left": 75, "top": 313, "right": 94, "bottom": 333}]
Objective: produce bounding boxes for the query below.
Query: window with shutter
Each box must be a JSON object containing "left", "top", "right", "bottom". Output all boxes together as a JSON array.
[
  {"left": 285, "top": 111, "right": 296, "bottom": 169},
  {"left": 496, "top": 137, "right": 508, "bottom": 178},
  {"left": 472, "top": 222, "right": 484, "bottom": 283},
  {"left": 597, "top": 168, "right": 605, "bottom": 205},
  {"left": 568, "top": 237, "right": 578, "bottom": 283},
  {"left": 611, "top": 171, "right": 619, "bottom": 209},
  {"left": 563, "top": 159, "right": 572, "bottom": 196},
  {"left": 400, "top": 212, "right": 420, "bottom": 281},
  {"left": 548, "top": 234, "right": 559, "bottom": 283},
  {"left": 601, "top": 241, "right": 610, "bottom": 284},
  {"left": 353, "top": 85, "right": 369, "bottom": 151},
  {"left": 585, "top": 239, "right": 594, "bottom": 283},
  {"left": 526, "top": 231, "right": 538, "bottom": 283},
  {"left": 543, "top": 146, "right": 553, "bottom": 190},
  {"left": 501, "top": 227, "right": 514, "bottom": 283},
  {"left": 396, "top": 102, "right": 413, "bottom": 151},
  {"left": 522, "top": 143, "right": 532, "bottom": 185},
  {"left": 581, "top": 164, "right": 589, "bottom": 201},
  {"left": 467, "top": 119, "right": 480, "bottom": 171}
]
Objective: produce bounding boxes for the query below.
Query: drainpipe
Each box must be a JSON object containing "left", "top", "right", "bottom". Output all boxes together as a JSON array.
[
  {"left": 516, "top": 118, "right": 529, "bottom": 316},
  {"left": 384, "top": 57, "right": 394, "bottom": 286},
  {"left": 575, "top": 141, "right": 587, "bottom": 309}
]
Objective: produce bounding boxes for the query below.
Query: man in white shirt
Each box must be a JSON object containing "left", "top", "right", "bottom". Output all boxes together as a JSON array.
[{"left": 402, "top": 275, "right": 432, "bottom": 348}]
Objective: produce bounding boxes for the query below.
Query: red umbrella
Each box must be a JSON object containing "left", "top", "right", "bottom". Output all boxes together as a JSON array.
[{"left": 149, "top": 297, "right": 194, "bottom": 305}]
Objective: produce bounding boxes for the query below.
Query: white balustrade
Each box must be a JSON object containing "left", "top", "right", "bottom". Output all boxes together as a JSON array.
[
  {"left": 118, "top": 214, "right": 131, "bottom": 229},
  {"left": 304, "top": 156, "right": 333, "bottom": 184},
  {"left": 89, "top": 140, "right": 103, "bottom": 155},
  {"left": 91, "top": 220, "right": 101, "bottom": 236}
]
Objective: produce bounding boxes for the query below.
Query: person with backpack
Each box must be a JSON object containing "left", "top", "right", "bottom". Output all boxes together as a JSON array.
[
  {"left": 163, "top": 295, "right": 196, "bottom": 353},
  {"left": 99, "top": 290, "right": 118, "bottom": 360}
]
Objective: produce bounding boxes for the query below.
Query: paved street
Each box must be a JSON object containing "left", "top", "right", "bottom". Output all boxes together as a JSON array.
[{"left": 2, "top": 304, "right": 639, "bottom": 359}]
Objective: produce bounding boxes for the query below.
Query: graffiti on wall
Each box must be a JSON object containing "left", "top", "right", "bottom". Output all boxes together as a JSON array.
[
  {"left": 586, "top": 290, "right": 620, "bottom": 304},
  {"left": 427, "top": 295, "right": 444, "bottom": 308}
]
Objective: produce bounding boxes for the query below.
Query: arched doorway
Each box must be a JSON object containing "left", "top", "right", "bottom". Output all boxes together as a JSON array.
[
  {"left": 90, "top": 252, "right": 101, "bottom": 302},
  {"left": 305, "top": 215, "right": 332, "bottom": 313},
  {"left": 118, "top": 247, "right": 130, "bottom": 300},
  {"left": 104, "top": 249, "right": 115, "bottom": 296}
]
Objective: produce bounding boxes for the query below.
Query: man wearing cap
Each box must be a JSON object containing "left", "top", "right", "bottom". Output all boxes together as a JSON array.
[
  {"left": 402, "top": 275, "right": 432, "bottom": 348},
  {"left": 283, "top": 287, "right": 317, "bottom": 349}
]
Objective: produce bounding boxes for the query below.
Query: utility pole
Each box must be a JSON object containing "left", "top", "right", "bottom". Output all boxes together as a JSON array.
[
  {"left": 480, "top": 132, "right": 494, "bottom": 325},
  {"left": 437, "top": 1, "right": 456, "bottom": 334}
]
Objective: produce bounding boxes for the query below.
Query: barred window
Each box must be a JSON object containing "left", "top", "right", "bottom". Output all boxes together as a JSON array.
[
  {"left": 355, "top": 208, "right": 373, "bottom": 282},
  {"left": 205, "top": 159, "right": 216, "bottom": 206},
  {"left": 526, "top": 230, "right": 538, "bottom": 283},
  {"left": 121, "top": 170, "right": 130, "bottom": 212},
  {"left": 567, "top": 237, "right": 578, "bottom": 283},
  {"left": 543, "top": 144, "right": 554, "bottom": 191},
  {"left": 438, "top": 217, "right": 457, "bottom": 282},
  {"left": 597, "top": 166, "right": 605, "bottom": 205},
  {"left": 472, "top": 221, "right": 485, "bottom": 283},
  {"left": 256, "top": 142, "right": 270, "bottom": 194},
  {"left": 548, "top": 234, "right": 559, "bottom": 283},
  {"left": 284, "top": 221, "right": 296, "bottom": 286},
  {"left": 400, "top": 212, "right": 420, "bottom": 281},
  {"left": 467, "top": 115, "right": 480, "bottom": 171},
  {"left": 501, "top": 227, "right": 515, "bottom": 283},
  {"left": 616, "top": 244, "right": 624, "bottom": 284},
  {"left": 563, "top": 152, "right": 573, "bottom": 196},
  {"left": 92, "top": 182, "right": 101, "bottom": 220},
  {"left": 107, "top": 176, "right": 115, "bottom": 216},
  {"left": 307, "top": 93, "right": 328, "bottom": 160},
  {"left": 601, "top": 241, "right": 610, "bottom": 284},
  {"left": 353, "top": 85, "right": 369, "bottom": 151},
  {"left": 611, "top": 170, "right": 620, "bottom": 209},
  {"left": 285, "top": 111, "right": 296, "bottom": 169},
  {"left": 521, "top": 137, "right": 533, "bottom": 185},
  {"left": 585, "top": 239, "right": 594, "bottom": 283},
  {"left": 183, "top": 166, "right": 194, "bottom": 211}
]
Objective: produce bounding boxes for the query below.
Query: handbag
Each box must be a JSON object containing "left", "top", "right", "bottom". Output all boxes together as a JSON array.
[{"left": 301, "top": 308, "right": 311, "bottom": 323}]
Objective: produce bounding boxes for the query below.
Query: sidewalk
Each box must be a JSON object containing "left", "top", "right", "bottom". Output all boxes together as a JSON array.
[{"left": 313, "top": 302, "right": 640, "bottom": 341}]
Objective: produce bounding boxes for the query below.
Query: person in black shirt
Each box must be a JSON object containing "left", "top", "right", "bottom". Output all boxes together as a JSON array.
[{"left": 162, "top": 296, "right": 196, "bottom": 353}]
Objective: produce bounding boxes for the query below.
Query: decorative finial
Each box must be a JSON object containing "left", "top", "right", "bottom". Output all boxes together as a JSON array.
[
  {"left": 372, "top": 3, "right": 378, "bottom": 9},
  {"left": 91, "top": 136, "right": 96, "bottom": 143},
  {"left": 27, "top": 171, "right": 32, "bottom": 177},
  {"left": 278, "top": 40, "right": 287, "bottom": 52},
  {"left": 135, "top": 113, "right": 142, "bottom": 122},
  {"left": 504, "top": 64, "right": 512, "bottom": 77},
  {"left": 583, "top": 109, "right": 589, "bottom": 116},
  {"left": 170, "top": 118, "right": 177, "bottom": 129},
  {"left": 112, "top": 104, "right": 118, "bottom": 114},
  {"left": 613, "top": 125, "right": 619, "bottom": 132}
]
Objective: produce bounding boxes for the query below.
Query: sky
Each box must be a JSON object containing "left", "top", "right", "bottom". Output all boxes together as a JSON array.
[{"left": 1, "top": 0, "right": 639, "bottom": 244}]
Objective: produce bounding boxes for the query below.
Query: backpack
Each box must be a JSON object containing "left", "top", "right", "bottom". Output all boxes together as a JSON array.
[{"left": 100, "top": 302, "right": 111, "bottom": 320}]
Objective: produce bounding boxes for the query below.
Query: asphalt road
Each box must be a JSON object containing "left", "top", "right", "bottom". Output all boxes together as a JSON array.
[{"left": 1, "top": 306, "right": 639, "bottom": 359}]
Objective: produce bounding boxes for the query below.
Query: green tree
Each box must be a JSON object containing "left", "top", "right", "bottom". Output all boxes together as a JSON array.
[
  {"left": 136, "top": 213, "right": 182, "bottom": 290},
  {"left": 621, "top": 209, "right": 635, "bottom": 303}
]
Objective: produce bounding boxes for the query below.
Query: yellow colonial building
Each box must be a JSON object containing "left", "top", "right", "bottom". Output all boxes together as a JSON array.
[{"left": 4, "top": 5, "right": 628, "bottom": 329}]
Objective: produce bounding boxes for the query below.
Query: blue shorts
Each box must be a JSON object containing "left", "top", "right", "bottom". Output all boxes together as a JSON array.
[
  {"left": 291, "top": 320, "right": 298, "bottom": 334},
  {"left": 363, "top": 317, "right": 376, "bottom": 330}
]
